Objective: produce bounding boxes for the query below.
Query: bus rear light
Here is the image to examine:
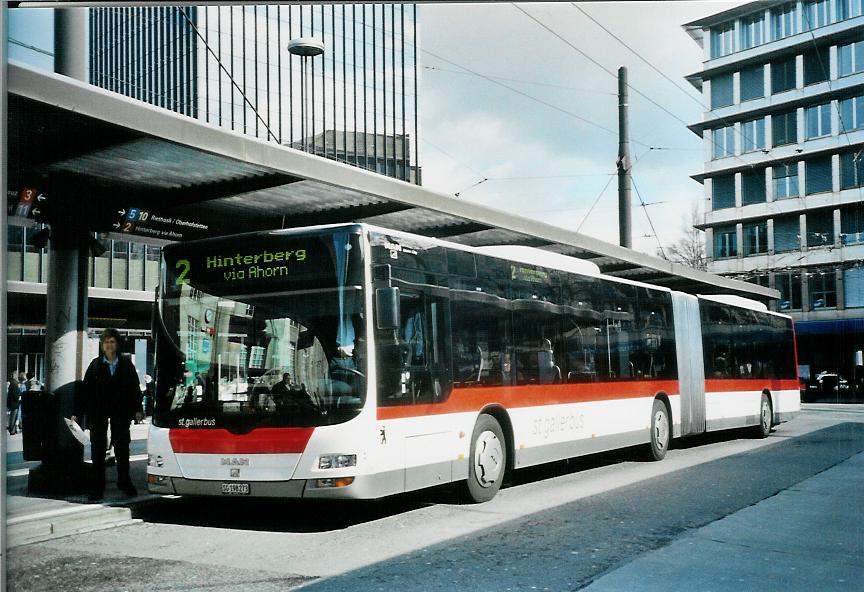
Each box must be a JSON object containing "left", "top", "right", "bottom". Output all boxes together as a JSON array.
[
  {"left": 318, "top": 454, "right": 356, "bottom": 469},
  {"left": 314, "top": 477, "right": 355, "bottom": 488},
  {"left": 147, "top": 474, "right": 168, "bottom": 485}
]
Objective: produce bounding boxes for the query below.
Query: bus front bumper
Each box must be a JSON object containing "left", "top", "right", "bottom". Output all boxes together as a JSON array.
[{"left": 147, "top": 472, "right": 398, "bottom": 499}]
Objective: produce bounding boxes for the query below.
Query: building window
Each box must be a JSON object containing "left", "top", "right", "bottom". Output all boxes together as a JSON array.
[
  {"left": 836, "top": 0, "right": 864, "bottom": 20},
  {"left": 839, "top": 40, "right": 864, "bottom": 76},
  {"left": 744, "top": 221, "right": 769, "bottom": 255},
  {"left": 805, "top": 155, "right": 833, "bottom": 194},
  {"left": 740, "top": 14, "right": 765, "bottom": 50},
  {"left": 771, "top": 4, "right": 798, "bottom": 40},
  {"left": 712, "top": 174, "right": 736, "bottom": 210},
  {"left": 7, "top": 225, "right": 24, "bottom": 282},
  {"left": 711, "top": 22, "right": 736, "bottom": 58},
  {"left": 771, "top": 56, "right": 797, "bottom": 93},
  {"left": 841, "top": 204, "right": 864, "bottom": 244},
  {"left": 742, "top": 118, "right": 766, "bottom": 152},
  {"left": 714, "top": 226, "right": 738, "bottom": 258},
  {"left": 713, "top": 125, "right": 736, "bottom": 158},
  {"left": 772, "top": 110, "right": 798, "bottom": 146},
  {"left": 803, "top": 0, "right": 831, "bottom": 29},
  {"left": 774, "top": 215, "right": 801, "bottom": 252},
  {"left": 803, "top": 46, "right": 830, "bottom": 85},
  {"left": 806, "top": 209, "right": 835, "bottom": 247},
  {"left": 740, "top": 65, "right": 765, "bottom": 101},
  {"left": 840, "top": 151, "right": 864, "bottom": 189},
  {"left": 742, "top": 169, "right": 767, "bottom": 204},
  {"left": 840, "top": 95, "right": 864, "bottom": 132},
  {"left": 748, "top": 273, "right": 770, "bottom": 288},
  {"left": 186, "top": 315, "right": 200, "bottom": 360},
  {"left": 773, "top": 162, "right": 800, "bottom": 198},
  {"left": 844, "top": 267, "right": 864, "bottom": 308},
  {"left": 805, "top": 103, "right": 832, "bottom": 138},
  {"left": 711, "top": 73, "right": 734, "bottom": 108},
  {"left": 809, "top": 270, "right": 837, "bottom": 308},
  {"left": 776, "top": 271, "right": 802, "bottom": 310}
]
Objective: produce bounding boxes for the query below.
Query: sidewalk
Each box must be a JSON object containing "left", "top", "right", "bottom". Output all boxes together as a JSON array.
[
  {"left": 5, "top": 420, "right": 152, "bottom": 548},
  {"left": 581, "top": 452, "right": 864, "bottom": 591}
]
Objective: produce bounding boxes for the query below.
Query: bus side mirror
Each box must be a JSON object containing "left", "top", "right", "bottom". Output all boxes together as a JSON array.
[{"left": 376, "top": 287, "right": 400, "bottom": 330}]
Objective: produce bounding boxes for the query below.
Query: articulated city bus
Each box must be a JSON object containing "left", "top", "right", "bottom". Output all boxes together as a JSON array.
[{"left": 147, "top": 224, "right": 799, "bottom": 502}]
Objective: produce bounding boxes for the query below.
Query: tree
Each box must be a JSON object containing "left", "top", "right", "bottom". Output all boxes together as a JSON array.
[{"left": 660, "top": 204, "right": 706, "bottom": 271}]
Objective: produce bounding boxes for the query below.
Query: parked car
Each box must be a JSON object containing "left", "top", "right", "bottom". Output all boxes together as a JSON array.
[{"left": 804, "top": 372, "right": 850, "bottom": 401}]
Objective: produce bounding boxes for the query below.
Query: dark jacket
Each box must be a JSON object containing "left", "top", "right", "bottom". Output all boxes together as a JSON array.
[
  {"left": 78, "top": 355, "right": 143, "bottom": 424},
  {"left": 6, "top": 379, "right": 20, "bottom": 410}
]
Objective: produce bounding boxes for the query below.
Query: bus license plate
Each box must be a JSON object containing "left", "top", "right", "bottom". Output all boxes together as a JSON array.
[{"left": 221, "top": 482, "right": 250, "bottom": 495}]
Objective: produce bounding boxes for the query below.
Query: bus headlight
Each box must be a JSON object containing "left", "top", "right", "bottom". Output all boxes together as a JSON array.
[{"left": 318, "top": 454, "right": 356, "bottom": 469}]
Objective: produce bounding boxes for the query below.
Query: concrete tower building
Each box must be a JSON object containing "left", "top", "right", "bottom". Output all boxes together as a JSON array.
[{"left": 685, "top": 0, "right": 863, "bottom": 397}]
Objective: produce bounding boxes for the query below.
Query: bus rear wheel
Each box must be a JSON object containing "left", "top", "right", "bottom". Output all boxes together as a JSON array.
[
  {"left": 465, "top": 414, "right": 506, "bottom": 503},
  {"left": 647, "top": 399, "right": 670, "bottom": 461},
  {"left": 753, "top": 393, "right": 772, "bottom": 439}
]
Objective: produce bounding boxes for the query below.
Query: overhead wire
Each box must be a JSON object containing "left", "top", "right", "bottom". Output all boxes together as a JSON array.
[
  {"left": 421, "top": 47, "right": 638, "bottom": 146},
  {"left": 512, "top": 3, "right": 692, "bottom": 129},
  {"left": 178, "top": 7, "right": 279, "bottom": 143},
  {"left": 422, "top": 64, "right": 618, "bottom": 95},
  {"left": 8, "top": 38, "right": 54, "bottom": 58},
  {"left": 569, "top": 3, "right": 702, "bottom": 103},
  {"left": 559, "top": 3, "right": 760, "bottom": 171},
  {"left": 631, "top": 174, "right": 667, "bottom": 258},
  {"left": 576, "top": 146, "right": 654, "bottom": 232}
]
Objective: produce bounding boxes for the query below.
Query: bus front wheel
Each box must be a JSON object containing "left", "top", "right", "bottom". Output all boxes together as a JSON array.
[
  {"left": 753, "top": 394, "right": 772, "bottom": 439},
  {"left": 465, "top": 414, "right": 506, "bottom": 503},
  {"left": 648, "top": 399, "right": 671, "bottom": 461}
]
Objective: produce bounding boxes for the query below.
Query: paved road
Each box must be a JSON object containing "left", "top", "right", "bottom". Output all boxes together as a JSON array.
[{"left": 7, "top": 406, "right": 864, "bottom": 591}]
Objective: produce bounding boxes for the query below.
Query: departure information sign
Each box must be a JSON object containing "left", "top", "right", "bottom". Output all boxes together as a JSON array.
[{"left": 162, "top": 230, "right": 364, "bottom": 297}]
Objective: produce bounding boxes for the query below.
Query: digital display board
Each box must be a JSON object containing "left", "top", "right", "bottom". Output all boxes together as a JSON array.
[{"left": 162, "top": 230, "right": 364, "bottom": 297}]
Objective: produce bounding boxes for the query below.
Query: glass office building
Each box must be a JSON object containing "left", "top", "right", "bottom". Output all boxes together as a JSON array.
[{"left": 89, "top": 4, "right": 420, "bottom": 183}]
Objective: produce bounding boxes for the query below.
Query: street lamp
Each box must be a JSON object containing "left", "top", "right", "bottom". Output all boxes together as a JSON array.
[{"left": 287, "top": 37, "right": 325, "bottom": 152}]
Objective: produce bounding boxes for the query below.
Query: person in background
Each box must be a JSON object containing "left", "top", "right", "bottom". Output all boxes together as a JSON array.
[
  {"left": 27, "top": 372, "right": 42, "bottom": 392},
  {"left": 73, "top": 328, "right": 144, "bottom": 501},
  {"left": 16, "top": 373, "right": 27, "bottom": 433},
  {"left": 7, "top": 372, "right": 21, "bottom": 435}
]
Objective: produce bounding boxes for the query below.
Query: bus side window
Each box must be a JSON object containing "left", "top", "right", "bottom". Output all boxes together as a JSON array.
[
  {"left": 400, "top": 294, "right": 426, "bottom": 367},
  {"left": 391, "top": 291, "right": 452, "bottom": 404}
]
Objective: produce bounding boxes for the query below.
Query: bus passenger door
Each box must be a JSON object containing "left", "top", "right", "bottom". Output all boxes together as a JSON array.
[
  {"left": 672, "top": 292, "right": 706, "bottom": 436},
  {"left": 376, "top": 287, "right": 454, "bottom": 491},
  {"left": 399, "top": 290, "right": 455, "bottom": 490}
]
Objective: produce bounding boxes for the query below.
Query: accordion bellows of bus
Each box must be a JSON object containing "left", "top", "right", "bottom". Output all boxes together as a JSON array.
[{"left": 147, "top": 224, "right": 799, "bottom": 502}]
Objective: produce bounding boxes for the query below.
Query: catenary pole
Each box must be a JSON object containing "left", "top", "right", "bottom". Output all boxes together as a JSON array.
[{"left": 617, "top": 66, "right": 632, "bottom": 249}]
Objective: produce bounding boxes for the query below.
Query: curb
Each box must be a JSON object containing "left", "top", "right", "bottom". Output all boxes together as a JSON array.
[{"left": 7, "top": 503, "right": 140, "bottom": 548}]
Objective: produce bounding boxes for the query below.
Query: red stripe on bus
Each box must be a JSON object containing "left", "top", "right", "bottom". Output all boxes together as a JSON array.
[
  {"left": 168, "top": 427, "right": 315, "bottom": 454},
  {"left": 704, "top": 379, "right": 799, "bottom": 393},
  {"left": 376, "top": 380, "right": 680, "bottom": 420}
]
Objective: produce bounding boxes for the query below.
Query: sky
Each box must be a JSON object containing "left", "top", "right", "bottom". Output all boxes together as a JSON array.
[
  {"left": 417, "top": 1, "right": 746, "bottom": 255},
  {"left": 7, "top": 1, "right": 747, "bottom": 257}
]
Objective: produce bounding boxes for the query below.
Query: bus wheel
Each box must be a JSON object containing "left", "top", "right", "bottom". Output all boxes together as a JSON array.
[
  {"left": 648, "top": 399, "right": 670, "bottom": 461},
  {"left": 753, "top": 394, "right": 772, "bottom": 439},
  {"left": 465, "top": 414, "right": 506, "bottom": 503}
]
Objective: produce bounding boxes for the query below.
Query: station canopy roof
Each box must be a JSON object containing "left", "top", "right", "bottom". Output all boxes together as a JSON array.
[{"left": 7, "top": 63, "right": 777, "bottom": 301}]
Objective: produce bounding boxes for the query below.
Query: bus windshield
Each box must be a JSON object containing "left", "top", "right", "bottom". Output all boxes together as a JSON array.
[{"left": 154, "top": 230, "right": 366, "bottom": 432}]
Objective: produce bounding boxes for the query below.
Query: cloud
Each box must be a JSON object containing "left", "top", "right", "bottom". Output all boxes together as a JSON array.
[{"left": 418, "top": 1, "right": 744, "bottom": 255}]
